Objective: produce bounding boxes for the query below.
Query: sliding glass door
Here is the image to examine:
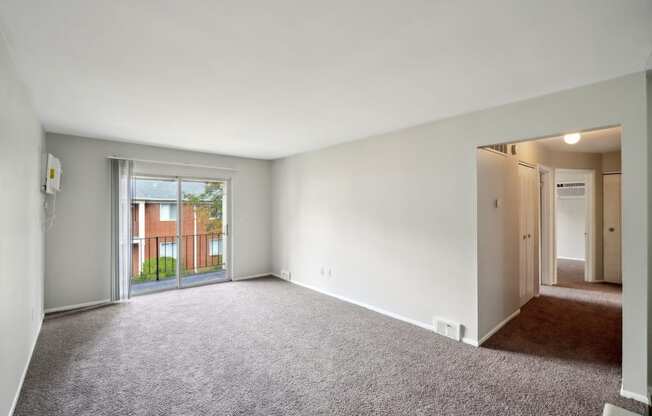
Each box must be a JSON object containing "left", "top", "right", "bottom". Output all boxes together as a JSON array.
[
  {"left": 180, "top": 179, "right": 228, "bottom": 287},
  {"left": 129, "top": 175, "right": 229, "bottom": 296}
]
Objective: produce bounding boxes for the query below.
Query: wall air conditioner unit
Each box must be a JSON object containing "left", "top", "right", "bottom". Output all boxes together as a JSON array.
[
  {"left": 556, "top": 182, "right": 585, "bottom": 199},
  {"left": 43, "top": 153, "right": 62, "bottom": 194}
]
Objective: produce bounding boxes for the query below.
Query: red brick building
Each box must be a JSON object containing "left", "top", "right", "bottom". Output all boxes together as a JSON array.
[{"left": 131, "top": 186, "right": 224, "bottom": 278}]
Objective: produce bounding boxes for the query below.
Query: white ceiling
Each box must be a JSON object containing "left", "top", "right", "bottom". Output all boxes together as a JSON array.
[
  {"left": 0, "top": 1, "right": 650, "bottom": 159},
  {"left": 537, "top": 127, "right": 621, "bottom": 154}
]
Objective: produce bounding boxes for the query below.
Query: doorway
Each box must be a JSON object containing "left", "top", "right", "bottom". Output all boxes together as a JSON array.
[
  {"left": 554, "top": 169, "right": 595, "bottom": 284},
  {"left": 476, "top": 126, "right": 626, "bottom": 407},
  {"left": 130, "top": 175, "right": 230, "bottom": 296}
]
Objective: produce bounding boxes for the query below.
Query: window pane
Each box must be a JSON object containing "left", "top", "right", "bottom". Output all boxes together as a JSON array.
[
  {"left": 209, "top": 240, "right": 219, "bottom": 256},
  {"left": 160, "top": 242, "right": 178, "bottom": 259},
  {"left": 131, "top": 176, "right": 179, "bottom": 296},
  {"left": 160, "top": 204, "right": 177, "bottom": 221}
]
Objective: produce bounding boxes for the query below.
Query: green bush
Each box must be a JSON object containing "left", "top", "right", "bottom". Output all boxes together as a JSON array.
[{"left": 137, "top": 257, "right": 177, "bottom": 282}]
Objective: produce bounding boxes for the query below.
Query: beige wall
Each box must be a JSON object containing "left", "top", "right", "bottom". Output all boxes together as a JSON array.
[{"left": 602, "top": 151, "right": 621, "bottom": 172}]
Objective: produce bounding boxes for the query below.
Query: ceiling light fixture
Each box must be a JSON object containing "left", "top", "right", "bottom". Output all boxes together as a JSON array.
[{"left": 563, "top": 133, "right": 581, "bottom": 145}]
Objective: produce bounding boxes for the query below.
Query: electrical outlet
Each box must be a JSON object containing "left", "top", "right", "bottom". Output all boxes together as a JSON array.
[{"left": 280, "top": 270, "right": 291, "bottom": 281}]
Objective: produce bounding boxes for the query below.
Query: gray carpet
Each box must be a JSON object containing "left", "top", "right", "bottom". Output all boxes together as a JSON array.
[
  {"left": 557, "top": 258, "right": 586, "bottom": 284},
  {"left": 16, "top": 277, "right": 643, "bottom": 415}
]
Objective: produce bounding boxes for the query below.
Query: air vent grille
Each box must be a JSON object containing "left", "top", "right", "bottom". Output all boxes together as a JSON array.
[
  {"left": 557, "top": 182, "right": 585, "bottom": 198},
  {"left": 484, "top": 144, "right": 517, "bottom": 155}
]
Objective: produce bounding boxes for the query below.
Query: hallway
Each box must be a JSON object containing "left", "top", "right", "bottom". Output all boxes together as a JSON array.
[{"left": 484, "top": 271, "right": 633, "bottom": 411}]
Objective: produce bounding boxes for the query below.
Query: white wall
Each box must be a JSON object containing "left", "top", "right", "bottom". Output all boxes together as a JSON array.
[
  {"left": 0, "top": 38, "right": 44, "bottom": 416},
  {"left": 648, "top": 70, "right": 652, "bottom": 400},
  {"left": 556, "top": 197, "right": 586, "bottom": 260},
  {"left": 556, "top": 171, "right": 587, "bottom": 261},
  {"left": 44, "top": 133, "right": 272, "bottom": 311},
  {"left": 477, "top": 149, "right": 519, "bottom": 339},
  {"left": 271, "top": 73, "right": 649, "bottom": 398},
  {"left": 647, "top": 70, "right": 652, "bottom": 399}
]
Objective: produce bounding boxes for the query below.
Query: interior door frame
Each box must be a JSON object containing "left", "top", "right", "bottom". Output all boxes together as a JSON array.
[
  {"left": 555, "top": 168, "right": 596, "bottom": 282},
  {"left": 538, "top": 164, "right": 557, "bottom": 286}
]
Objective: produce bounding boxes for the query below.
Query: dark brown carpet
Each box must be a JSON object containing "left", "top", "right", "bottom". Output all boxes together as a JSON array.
[{"left": 15, "top": 277, "right": 642, "bottom": 415}]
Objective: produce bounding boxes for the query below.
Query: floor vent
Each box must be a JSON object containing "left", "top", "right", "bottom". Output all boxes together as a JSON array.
[{"left": 434, "top": 318, "right": 461, "bottom": 341}]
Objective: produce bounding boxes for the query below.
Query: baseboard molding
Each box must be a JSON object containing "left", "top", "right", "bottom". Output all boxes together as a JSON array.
[
  {"left": 44, "top": 299, "right": 111, "bottom": 314},
  {"left": 289, "top": 279, "right": 435, "bottom": 332},
  {"left": 477, "top": 309, "right": 521, "bottom": 346},
  {"left": 557, "top": 256, "right": 585, "bottom": 262},
  {"left": 232, "top": 272, "right": 274, "bottom": 281},
  {"left": 620, "top": 385, "right": 650, "bottom": 405},
  {"left": 8, "top": 315, "right": 43, "bottom": 416},
  {"left": 462, "top": 337, "right": 480, "bottom": 347}
]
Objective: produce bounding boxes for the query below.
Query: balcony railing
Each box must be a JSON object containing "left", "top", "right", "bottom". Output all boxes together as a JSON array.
[{"left": 132, "top": 233, "right": 225, "bottom": 283}]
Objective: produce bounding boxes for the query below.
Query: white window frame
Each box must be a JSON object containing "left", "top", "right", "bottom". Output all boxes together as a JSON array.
[
  {"left": 159, "top": 203, "right": 177, "bottom": 221},
  {"left": 159, "top": 241, "right": 178, "bottom": 259}
]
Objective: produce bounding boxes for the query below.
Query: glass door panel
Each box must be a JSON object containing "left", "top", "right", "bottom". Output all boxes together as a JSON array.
[
  {"left": 180, "top": 179, "right": 228, "bottom": 287},
  {"left": 130, "top": 177, "right": 179, "bottom": 295}
]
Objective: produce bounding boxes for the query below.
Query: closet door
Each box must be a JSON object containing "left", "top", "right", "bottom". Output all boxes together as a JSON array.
[
  {"left": 518, "top": 164, "right": 536, "bottom": 306},
  {"left": 603, "top": 174, "right": 621, "bottom": 283},
  {"left": 526, "top": 167, "right": 536, "bottom": 298}
]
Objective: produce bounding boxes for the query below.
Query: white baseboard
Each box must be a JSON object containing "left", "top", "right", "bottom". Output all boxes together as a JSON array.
[
  {"left": 477, "top": 309, "right": 521, "bottom": 346},
  {"left": 44, "top": 299, "right": 111, "bottom": 314},
  {"left": 462, "top": 337, "right": 480, "bottom": 347},
  {"left": 273, "top": 275, "right": 516, "bottom": 348},
  {"left": 288, "top": 279, "right": 436, "bottom": 332},
  {"left": 280, "top": 276, "right": 480, "bottom": 346},
  {"left": 557, "top": 256, "right": 585, "bottom": 262},
  {"left": 619, "top": 385, "right": 650, "bottom": 405},
  {"left": 8, "top": 315, "right": 43, "bottom": 416},
  {"left": 232, "top": 272, "right": 273, "bottom": 281}
]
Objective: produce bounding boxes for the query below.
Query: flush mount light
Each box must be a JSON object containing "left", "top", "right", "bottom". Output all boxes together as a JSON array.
[{"left": 563, "top": 133, "right": 581, "bottom": 144}]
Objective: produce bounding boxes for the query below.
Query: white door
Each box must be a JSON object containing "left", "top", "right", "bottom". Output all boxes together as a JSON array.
[
  {"left": 519, "top": 164, "right": 537, "bottom": 305},
  {"left": 603, "top": 174, "right": 621, "bottom": 283}
]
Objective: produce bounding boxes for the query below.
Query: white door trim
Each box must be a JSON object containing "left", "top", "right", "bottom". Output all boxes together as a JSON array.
[
  {"left": 555, "top": 168, "right": 596, "bottom": 282},
  {"left": 538, "top": 164, "right": 556, "bottom": 286}
]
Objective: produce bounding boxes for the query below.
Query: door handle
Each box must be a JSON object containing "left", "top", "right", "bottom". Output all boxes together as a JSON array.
[{"left": 609, "top": 227, "right": 615, "bottom": 232}]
